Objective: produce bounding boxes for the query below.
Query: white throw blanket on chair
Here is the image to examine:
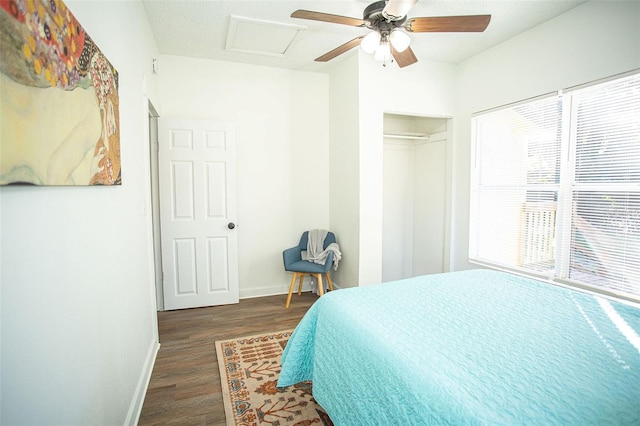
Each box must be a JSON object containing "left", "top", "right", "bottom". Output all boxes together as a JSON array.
[{"left": 307, "top": 229, "right": 342, "bottom": 271}]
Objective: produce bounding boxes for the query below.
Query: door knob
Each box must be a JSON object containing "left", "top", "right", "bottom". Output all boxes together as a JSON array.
[{"left": 227, "top": 222, "right": 236, "bottom": 229}]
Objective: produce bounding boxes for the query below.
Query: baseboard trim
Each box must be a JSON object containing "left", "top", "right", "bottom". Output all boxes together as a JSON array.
[
  {"left": 239, "top": 281, "right": 341, "bottom": 300},
  {"left": 126, "top": 339, "right": 160, "bottom": 425}
]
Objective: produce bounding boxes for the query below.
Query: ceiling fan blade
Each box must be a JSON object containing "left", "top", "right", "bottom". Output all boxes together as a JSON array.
[
  {"left": 382, "top": 0, "right": 418, "bottom": 21},
  {"left": 315, "top": 36, "right": 365, "bottom": 62},
  {"left": 291, "top": 10, "right": 365, "bottom": 27},
  {"left": 406, "top": 15, "right": 491, "bottom": 32},
  {"left": 391, "top": 45, "right": 418, "bottom": 68}
]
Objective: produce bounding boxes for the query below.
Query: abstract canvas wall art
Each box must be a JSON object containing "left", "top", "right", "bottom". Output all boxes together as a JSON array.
[{"left": 0, "top": 0, "right": 121, "bottom": 185}]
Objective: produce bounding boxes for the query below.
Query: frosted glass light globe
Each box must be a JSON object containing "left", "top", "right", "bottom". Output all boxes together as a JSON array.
[
  {"left": 361, "top": 31, "right": 381, "bottom": 54},
  {"left": 390, "top": 30, "right": 411, "bottom": 53},
  {"left": 374, "top": 40, "right": 392, "bottom": 62}
]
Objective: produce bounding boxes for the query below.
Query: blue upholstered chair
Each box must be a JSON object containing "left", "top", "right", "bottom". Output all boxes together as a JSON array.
[{"left": 283, "top": 231, "right": 336, "bottom": 307}]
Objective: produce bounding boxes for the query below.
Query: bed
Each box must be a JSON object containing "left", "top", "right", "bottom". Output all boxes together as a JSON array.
[{"left": 277, "top": 269, "right": 640, "bottom": 424}]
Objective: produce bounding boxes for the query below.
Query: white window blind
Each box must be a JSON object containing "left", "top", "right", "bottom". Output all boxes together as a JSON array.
[
  {"left": 470, "top": 95, "right": 561, "bottom": 276},
  {"left": 564, "top": 74, "right": 640, "bottom": 297},
  {"left": 470, "top": 71, "right": 640, "bottom": 301}
]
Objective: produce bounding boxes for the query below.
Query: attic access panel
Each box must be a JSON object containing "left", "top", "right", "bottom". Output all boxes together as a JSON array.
[{"left": 226, "top": 16, "right": 306, "bottom": 57}]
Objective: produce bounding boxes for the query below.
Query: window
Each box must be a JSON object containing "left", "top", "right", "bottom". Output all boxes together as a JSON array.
[{"left": 470, "top": 71, "right": 640, "bottom": 301}]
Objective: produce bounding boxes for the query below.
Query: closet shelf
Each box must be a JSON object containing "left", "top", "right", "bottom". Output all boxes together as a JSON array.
[{"left": 383, "top": 132, "right": 430, "bottom": 140}]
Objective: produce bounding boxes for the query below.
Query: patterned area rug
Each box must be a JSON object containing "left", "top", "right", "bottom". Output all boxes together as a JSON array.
[{"left": 216, "top": 330, "right": 333, "bottom": 426}]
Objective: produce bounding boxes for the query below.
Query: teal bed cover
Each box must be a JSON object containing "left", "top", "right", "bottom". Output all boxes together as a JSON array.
[{"left": 278, "top": 270, "right": 640, "bottom": 425}]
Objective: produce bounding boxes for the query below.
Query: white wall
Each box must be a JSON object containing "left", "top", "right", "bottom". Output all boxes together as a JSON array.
[
  {"left": 451, "top": 0, "right": 640, "bottom": 271},
  {"left": 157, "top": 55, "right": 330, "bottom": 297},
  {"left": 0, "top": 1, "right": 160, "bottom": 424},
  {"left": 328, "top": 54, "right": 361, "bottom": 288}
]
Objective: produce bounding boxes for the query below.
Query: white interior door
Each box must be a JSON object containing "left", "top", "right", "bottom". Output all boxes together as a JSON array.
[{"left": 158, "top": 118, "right": 239, "bottom": 310}]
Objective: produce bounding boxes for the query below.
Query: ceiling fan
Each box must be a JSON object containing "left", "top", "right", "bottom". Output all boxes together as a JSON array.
[{"left": 290, "top": 0, "right": 491, "bottom": 68}]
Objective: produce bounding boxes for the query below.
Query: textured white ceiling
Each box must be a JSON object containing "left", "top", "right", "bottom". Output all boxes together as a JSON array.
[{"left": 142, "top": 0, "right": 586, "bottom": 72}]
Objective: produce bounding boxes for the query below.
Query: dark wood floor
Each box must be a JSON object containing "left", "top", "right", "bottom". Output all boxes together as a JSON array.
[{"left": 138, "top": 292, "right": 317, "bottom": 425}]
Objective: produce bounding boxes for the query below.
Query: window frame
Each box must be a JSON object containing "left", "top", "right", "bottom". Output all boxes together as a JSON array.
[{"left": 469, "top": 70, "right": 640, "bottom": 305}]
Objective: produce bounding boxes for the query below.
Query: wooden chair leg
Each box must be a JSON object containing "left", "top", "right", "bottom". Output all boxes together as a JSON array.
[
  {"left": 297, "top": 273, "right": 305, "bottom": 295},
  {"left": 325, "top": 272, "right": 334, "bottom": 291},
  {"left": 285, "top": 273, "right": 299, "bottom": 308},
  {"left": 315, "top": 273, "right": 324, "bottom": 296}
]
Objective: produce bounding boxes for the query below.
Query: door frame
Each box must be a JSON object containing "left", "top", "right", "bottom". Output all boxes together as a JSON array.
[
  {"left": 381, "top": 113, "right": 453, "bottom": 281},
  {"left": 148, "top": 101, "right": 164, "bottom": 310}
]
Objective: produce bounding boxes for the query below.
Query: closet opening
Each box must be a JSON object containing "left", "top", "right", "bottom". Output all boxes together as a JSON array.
[{"left": 382, "top": 113, "right": 451, "bottom": 282}]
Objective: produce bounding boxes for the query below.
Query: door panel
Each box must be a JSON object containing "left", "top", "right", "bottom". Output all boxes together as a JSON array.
[
  {"left": 206, "top": 162, "right": 226, "bottom": 217},
  {"left": 159, "top": 118, "right": 239, "bottom": 310},
  {"left": 174, "top": 238, "right": 197, "bottom": 294},
  {"left": 172, "top": 162, "right": 195, "bottom": 219},
  {"left": 207, "top": 237, "right": 228, "bottom": 291}
]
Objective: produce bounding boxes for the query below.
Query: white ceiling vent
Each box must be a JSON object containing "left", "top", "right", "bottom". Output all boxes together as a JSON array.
[{"left": 225, "top": 16, "right": 306, "bottom": 57}]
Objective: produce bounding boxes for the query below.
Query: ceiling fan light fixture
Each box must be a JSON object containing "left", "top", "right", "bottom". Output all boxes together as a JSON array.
[
  {"left": 289, "top": 1, "right": 491, "bottom": 68},
  {"left": 374, "top": 39, "right": 392, "bottom": 62},
  {"left": 390, "top": 30, "right": 411, "bottom": 52},
  {"left": 361, "top": 31, "right": 381, "bottom": 54}
]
